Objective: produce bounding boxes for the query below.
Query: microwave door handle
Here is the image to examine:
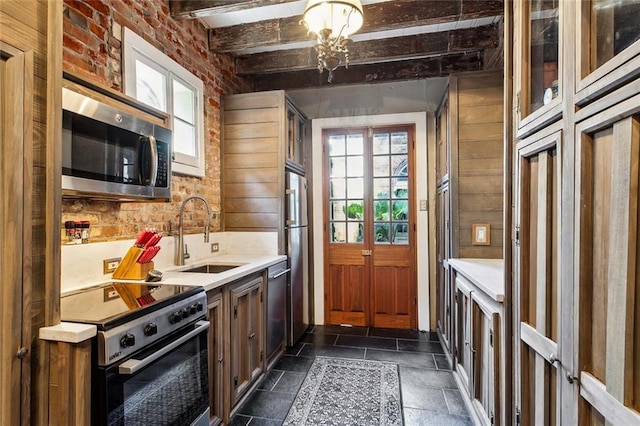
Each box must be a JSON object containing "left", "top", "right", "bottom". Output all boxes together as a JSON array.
[
  {"left": 147, "top": 135, "right": 158, "bottom": 186},
  {"left": 118, "top": 320, "right": 209, "bottom": 375},
  {"left": 139, "top": 135, "right": 158, "bottom": 186}
]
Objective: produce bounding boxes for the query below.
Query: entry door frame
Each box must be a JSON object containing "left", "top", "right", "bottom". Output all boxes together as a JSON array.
[{"left": 310, "top": 112, "right": 430, "bottom": 329}]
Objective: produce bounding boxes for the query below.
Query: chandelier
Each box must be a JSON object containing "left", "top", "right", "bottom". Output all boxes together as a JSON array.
[{"left": 301, "top": 0, "right": 364, "bottom": 83}]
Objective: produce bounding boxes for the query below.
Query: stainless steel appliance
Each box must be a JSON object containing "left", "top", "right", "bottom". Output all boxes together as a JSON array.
[
  {"left": 62, "top": 84, "right": 172, "bottom": 200},
  {"left": 285, "top": 171, "right": 309, "bottom": 346},
  {"left": 266, "top": 261, "right": 289, "bottom": 361},
  {"left": 61, "top": 282, "right": 209, "bottom": 426}
]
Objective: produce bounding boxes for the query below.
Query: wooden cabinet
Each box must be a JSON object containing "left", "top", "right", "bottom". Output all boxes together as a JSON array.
[
  {"left": 509, "top": 1, "right": 640, "bottom": 424},
  {"left": 286, "top": 101, "right": 306, "bottom": 172},
  {"left": 229, "top": 274, "right": 264, "bottom": 406},
  {"left": 449, "top": 260, "right": 505, "bottom": 426},
  {"left": 206, "top": 289, "right": 225, "bottom": 426},
  {"left": 435, "top": 70, "right": 504, "bottom": 361},
  {"left": 222, "top": 91, "right": 307, "bottom": 253}
]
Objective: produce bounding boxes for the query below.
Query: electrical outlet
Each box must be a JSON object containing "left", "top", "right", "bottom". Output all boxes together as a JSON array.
[
  {"left": 103, "top": 257, "right": 121, "bottom": 274},
  {"left": 419, "top": 199, "right": 428, "bottom": 211},
  {"left": 211, "top": 242, "right": 219, "bottom": 253}
]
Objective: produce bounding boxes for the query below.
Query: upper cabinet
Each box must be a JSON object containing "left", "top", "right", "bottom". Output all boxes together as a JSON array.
[
  {"left": 514, "top": 0, "right": 562, "bottom": 133},
  {"left": 286, "top": 101, "right": 307, "bottom": 173},
  {"left": 575, "top": 0, "right": 640, "bottom": 105}
]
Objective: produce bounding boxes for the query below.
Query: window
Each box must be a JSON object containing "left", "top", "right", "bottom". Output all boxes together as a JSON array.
[{"left": 123, "top": 28, "right": 205, "bottom": 177}]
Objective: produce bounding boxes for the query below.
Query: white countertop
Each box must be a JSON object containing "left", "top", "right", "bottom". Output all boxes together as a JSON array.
[
  {"left": 448, "top": 258, "right": 504, "bottom": 302},
  {"left": 160, "top": 254, "right": 287, "bottom": 291}
]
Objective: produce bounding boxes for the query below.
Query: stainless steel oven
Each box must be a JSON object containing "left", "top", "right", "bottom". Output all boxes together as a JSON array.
[{"left": 61, "top": 282, "right": 209, "bottom": 426}]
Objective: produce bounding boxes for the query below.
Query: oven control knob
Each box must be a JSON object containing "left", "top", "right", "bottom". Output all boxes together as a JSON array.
[
  {"left": 196, "top": 302, "right": 204, "bottom": 312},
  {"left": 169, "top": 312, "right": 182, "bottom": 324},
  {"left": 181, "top": 309, "right": 189, "bottom": 319},
  {"left": 144, "top": 323, "right": 158, "bottom": 336},
  {"left": 189, "top": 305, "right": 198, "bottom": 315},
  {"left": 120, "top": 333, "right": 135, "bottom": 348}
]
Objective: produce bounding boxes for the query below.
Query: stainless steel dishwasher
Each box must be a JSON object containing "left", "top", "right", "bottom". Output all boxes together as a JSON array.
[{"left": 267, "top": 261, "right": 289, "bottom": 362}]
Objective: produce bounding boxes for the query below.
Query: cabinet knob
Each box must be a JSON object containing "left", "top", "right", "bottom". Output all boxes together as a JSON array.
[
  {"left": 16, "top": 347, "right": 28, "bottom": 359},
  {"left": 218, "top": 357, "right": 223, "bottom": 364},
  {"left": 249, "top": 332, "right": 256, "bottom": 340}
]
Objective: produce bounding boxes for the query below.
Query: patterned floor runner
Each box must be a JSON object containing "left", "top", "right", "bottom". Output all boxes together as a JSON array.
[{"left": 284, "top": 357, "right": 403, "bottom": 425}]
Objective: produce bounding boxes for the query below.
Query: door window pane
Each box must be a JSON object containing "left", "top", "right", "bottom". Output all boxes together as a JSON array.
[
  {"left": 347, "top": 222, "right": 364, "bottom": 243},
  {"left": 346, "top": 156, "right": 364, "bottom": 177},
  {"left": 331, "top": 222, "right": 346, "bottom": 242},
  {"left": 345, "top": 201, "right": 364, "bottom": 220},
  {"left": 374, "top": 200, "right": 390, "bottom": 221},
  {"left": 330, "top": 201, "right": 346, "bottom": 220},
  {"left": 329, "top": 135, "right": 346, "bottom": 155},
  {"left": 529, "top": 0, "right": 559, "bottom": 113},
  {"left": 391, "top": 132, "right": 408, "bottom": 153},
  {"left": 330, "top": 157, "right": 346, "bottom": 177},
  {"left": 373, "top": 156, "right": 389, "bottom": 177},
  {"left": 346, "top": 178, "right": 364, "bottom": 199},
  {"left": 373, "top": 178, "right": 390, "bottom": 199},
  {"left": 373, "top": 133, "right": 389, "bottom": 154},
  {"left": 374, "top": 223, "right": 390, "bottom": 243},
  {"left": 330, "top": 178, "right": 346, "bottom": 199},
  {"left": 346, "top": 134, "right": 364, "bottom": 155},
  {"left": 393, "top": 223, "right": 409, "bottom": 243}
]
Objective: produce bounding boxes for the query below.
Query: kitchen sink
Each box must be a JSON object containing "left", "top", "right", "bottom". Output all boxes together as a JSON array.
[{"left": 181, "top": 264, "right": 244, "bottom": 273}]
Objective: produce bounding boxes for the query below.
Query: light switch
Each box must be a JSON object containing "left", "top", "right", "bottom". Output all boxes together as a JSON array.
[{"left": 419, "top": 200, "right": 428, "bottom": 211}]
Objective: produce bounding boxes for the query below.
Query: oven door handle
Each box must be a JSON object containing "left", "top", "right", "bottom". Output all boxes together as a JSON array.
[{"left": 118, "top": 320, "right": 209, "bottom": 375}]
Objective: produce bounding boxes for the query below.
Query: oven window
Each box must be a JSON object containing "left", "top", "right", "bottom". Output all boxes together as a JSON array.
[{"left": 104, "top": 330, "right": 208, "bottom": 426}]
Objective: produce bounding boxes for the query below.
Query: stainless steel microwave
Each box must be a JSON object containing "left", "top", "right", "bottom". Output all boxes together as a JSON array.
[{"left": 62, "top": 87, "right": 172, "bottom": 201}]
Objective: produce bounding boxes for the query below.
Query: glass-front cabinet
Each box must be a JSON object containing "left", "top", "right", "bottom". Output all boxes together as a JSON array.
[
  {"left": 514, "top": 0, "right": 561, "bottom": 132},
  {"left": 576, "top": 0, "right": 640, "bottom": 104}
]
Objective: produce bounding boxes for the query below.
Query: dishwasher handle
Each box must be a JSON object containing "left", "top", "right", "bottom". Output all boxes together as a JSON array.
[{"left": 269, "top": 268, "right": 290, "bottom": 280}]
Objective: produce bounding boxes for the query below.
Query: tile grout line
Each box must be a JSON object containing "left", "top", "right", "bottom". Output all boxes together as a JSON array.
[{"left": 270, "top": 370, "right": 286, "bottom": 391}]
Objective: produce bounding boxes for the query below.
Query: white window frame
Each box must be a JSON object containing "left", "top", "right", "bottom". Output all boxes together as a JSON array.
[{"left": 123, "top": 27, "right": 205, "bottom": 177}]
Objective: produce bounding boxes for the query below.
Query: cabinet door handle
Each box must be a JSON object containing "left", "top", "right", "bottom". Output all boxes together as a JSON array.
[
  {"left": 249, "top": 332, "right": 255, "bottom": 340},
  {"left": 218, "top": 357, "right": 223, "bottom": 364}
]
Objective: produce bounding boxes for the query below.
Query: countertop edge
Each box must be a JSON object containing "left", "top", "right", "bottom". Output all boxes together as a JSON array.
[
  {"left": 448, "top": 258, "right": 505, "bottom": 302},
  {"left": 39, "top": 322, "right": 97, "bottom": 343}
]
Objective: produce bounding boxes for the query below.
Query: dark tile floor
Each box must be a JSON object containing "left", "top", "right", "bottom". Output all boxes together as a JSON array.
[{"left": 230, "top": 325, "right": 474, "bottom": 426}]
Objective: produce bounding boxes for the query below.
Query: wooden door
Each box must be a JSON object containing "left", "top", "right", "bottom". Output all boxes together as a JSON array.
[
  {"left": 0, "top": 42, "right": 31, "bottom": 426},
  {"left": 324, "top": 126, "right": 416, "bottom": 328},
  {"left": 515, "top": 135, "right": 561, "bottom": 425},
  {"left": 230, "top": 276, "right": 263, "bottom": 405},
  {"left": 575, "top": 116, "right": 640, "bottom": 424}
]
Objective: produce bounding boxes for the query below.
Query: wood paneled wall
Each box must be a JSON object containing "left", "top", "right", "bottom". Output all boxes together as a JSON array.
[
  {"left": 222, "top": 91, "right": 285, "bottom": 236},
  {"left": 452, "top": 71, "right": 504, "bottom": 259}
]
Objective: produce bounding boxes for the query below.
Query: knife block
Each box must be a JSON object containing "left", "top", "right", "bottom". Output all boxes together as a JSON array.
[{"left": 113, "top": 261, "right": 154, "bottom": 280}]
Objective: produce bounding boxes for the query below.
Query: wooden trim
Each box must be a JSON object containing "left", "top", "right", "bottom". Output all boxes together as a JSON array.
[
  {"left": 427, "top": 111, "right": 438, "bottom": 331},
  {"left": 520, "top": 322, "right": 557, "bottom": 363},
  {"left": 575, "top": 91, "right": 640, "bottom": 135},
  {"left": 449, "top": 75, "right": 460, "bottom": 258},
  {"left": 575, "top": 77, "right": 640, "bottom": 124},
  {"left": 604, "top": 117, "right": 638, "bottom": 402},
  {"left": 580, "top": 372, "right": 640, "bottom": 425}
]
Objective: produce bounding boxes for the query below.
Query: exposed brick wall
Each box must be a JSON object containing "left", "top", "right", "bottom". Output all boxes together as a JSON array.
[{"left": 61, "top": 0, "right": 253, "bottom": 241}]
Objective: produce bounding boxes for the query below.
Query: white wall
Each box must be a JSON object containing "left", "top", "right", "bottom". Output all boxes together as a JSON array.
[{"left": 310, "top": 112, "right": 431, "bottom": 331}]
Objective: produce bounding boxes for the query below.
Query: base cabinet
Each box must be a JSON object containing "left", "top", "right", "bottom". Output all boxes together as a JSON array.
[
  {"left": 229, "top": 274, "right": 264, "bottom": 406},
  {"left": 448, "top": 260, "right": 505, "bottom": 425}
]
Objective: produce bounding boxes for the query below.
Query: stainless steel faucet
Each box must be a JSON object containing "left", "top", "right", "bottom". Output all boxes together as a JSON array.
[{"left": 175, "top": 195, "right": 211, "bottom": 266}]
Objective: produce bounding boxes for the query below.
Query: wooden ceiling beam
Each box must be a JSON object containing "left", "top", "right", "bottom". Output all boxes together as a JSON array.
[
  {"left": 208, "top": 0, "right": 503, "bottom": 52},
  {"left": 252, "top": 52, "right": 484, "bottom": 91},
  {"left": 235, "top": 24, "right": 498, "bottom": 74},
  {"left": 170, "top": 0, "right": 300, "bottom": 19}
]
